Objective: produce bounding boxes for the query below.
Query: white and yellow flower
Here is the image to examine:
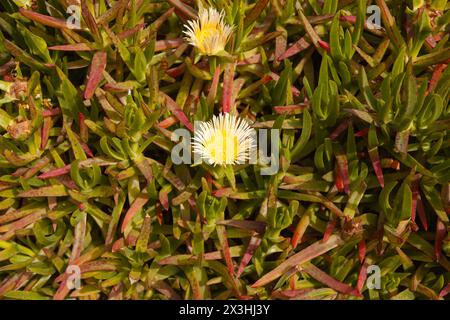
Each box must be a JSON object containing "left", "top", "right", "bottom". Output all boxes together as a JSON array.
[
  {"left": 183, "top": 7, "right": 233, "bottom": 56},
  {"left": 193, "top": 113, "right": 256, "bottom": 166}
]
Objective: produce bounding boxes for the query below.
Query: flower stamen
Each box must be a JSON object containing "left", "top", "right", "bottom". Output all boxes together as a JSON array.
[
  {"left": 193, "top": 113, "right": 256, "bottom": 166},
  {"left": 183, "top": 7, "right": 233, "bottom": 56}
]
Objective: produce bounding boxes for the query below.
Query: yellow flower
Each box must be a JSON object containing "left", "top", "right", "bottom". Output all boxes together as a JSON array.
[
  {"left": 183, "top": 7, "right": 233, "bottom": 56},
  {"left": 193, "top": 113, "right": 256, "bottom": 166}
]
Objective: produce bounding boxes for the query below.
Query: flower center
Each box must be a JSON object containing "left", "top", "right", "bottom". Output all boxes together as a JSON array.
[
  {"left": 203, "top": 129, "right": 238, "bottom": 164},
  {"left": 195, "top": 23, "right": 220, "bottom": 53}
]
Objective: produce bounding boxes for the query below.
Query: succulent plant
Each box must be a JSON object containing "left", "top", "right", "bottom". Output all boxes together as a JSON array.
[{"left": 0, "top": 0, "right": 448, "bottom": 300}]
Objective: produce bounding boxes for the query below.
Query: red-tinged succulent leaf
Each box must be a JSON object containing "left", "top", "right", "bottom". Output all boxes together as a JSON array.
[
  {"left": 358, "top": 240, "right": 366, "bottom": 263},
  {"left": 286, "top": 192, "right": 344, "bottom": 218},
  {"left": 0, "top": 210, "right": 47, "bottom": 241},
  {"left": 335, "top": 152, "right": 350, "bottom": 194},
  {"left": 108, "top": 283, "right": 124, "bottom": 300},
  {"left": 40, "top": 117, "right": 52, "bottom": 150},
  {"left": 426, "top": 63, "right": 447, "bottom": 95},
  {"left": 103, "top": 82, "right": 136, "bottom": 93},
  {"left": 355, "top": 128, "right": 369, "bottom": 137},
  {"left": 155, "top": 39, "right": 184, "bottom": 52},
  {"left": 0, "top": 60, "right": 16, "bottom": 77},
  {"left": 158, "top": 116, "right": 178, "bottom": 129},
  {"left": 38, "top": 165, "right": 71, "bottom": 179},
  {"left": 49, "top": 44, "right": 95, "bottom": 51},
  {"left": 21, "top": 158, "right": 50, "bottom": 180},
  {"left": 297, "top": 9, "right": 326, "bottom": 52},
  {"left": 42, "top": 108, "right": 62, "bottom": 117},
  {"left": 69, "top": 212, "right": 87, "bottom": 263},
  {"left": 375, "top": 0, "right": 405, "bottom": 49},
  {"left": 160, "top": 92, "right": 194, "bottom": 132},
  {"left": 274, "top": 28, "right": 287, "bottom": 67},
  {"left": 84, "top": 51, "right": 107, "bottom": 100},
  {"left": 151, "top": 280, "right": 181, "bottom": 300},
  {"left": 212, "top": 188, "right": 233, "bottom": 198},
  {"left": 291, "top": 212, "right": 310, "bottom": 248},
  {"left": 53, "top": 279, "right": 71, "bottom": 300},
  {"left": 166, "top": 64, "right": 186, "bottom": 78},
  {"left": 153, "top": 8, "right": 175, "bottom": 30},
  {"left": 58, "top": 176, "right": 78, "bottom": 191},
  {"left": 217, "top": 225, "right": 235, "bottom": 276},
  {"left": 417, "top": 197, "right": 428, "bottom": 231},
  {"left": 273, "top": 104, "right": 308, "bottom": 115},
  {"left": 330, "top": 119, "right": 351, "bottom": 140},
  {"left": 80, "top": 0, "right": 99, "bottom": 37},
  {"left": 118, "top": 23, "right": 146, "bottom": 40},
  {"left": 120, "top": 193, "right": 150, "bottom": 233},
  {"left": 157, "top": 248, "right": 244, "bottom": 265},
  {"left": 271, "top": 289, "right": 315, "bottom": 299},
  {"left": 318, "top": 40, "right": 331, "bottom": 52},
  {"left": 78, "top": 112, "right": 88, "bottom": 142},
  {"left": 301, "top": 263, "right": 360, "bottom": 297},
  {"left": 435, "top": 219, "right": 446, "bottom": 261},
  {"left": 425, "top": 35, "right": 437, "bottom": 49},
  {"left": 134, "top": 157, "right": 153, "bottom": 183},
  {"left": 356, "top": 263, "right": 368, "bottom": 294},
  {"left": 217, "top": 220, "right": 266, "bottom": 234},
  {"left": 334, "top": 165, "right": 345, "bottom": 193},
  {"left": 207, "top": 64, "right": 221, "bottom": 107},
  {"left": 439, "top": 283, "right": 450, "bottom": 298},
  {"left": 111, "top": 238, "right": 125, "bottom": 252},
  {"left": 244, "top": 0, "right": 270, "bottom": 26},
  {"left": 159, "top": 189, "right": 170, "bottom": 211},
  {"left": 237, "top": 236, "right": 262, "bottom": 278},
  {"left": 261, "top": 75, "right": 274, "bottom": 85},
  {"left": 12, "top": 272, "right": 33, "bottom": 291},
  {"left": 78, "top": 261, "right": 117, "bottom": 273},
  {"left": 156, "top": 203, "right": 163, "bottom": 225},
  {"left": 18, "top": 185, "right": 68, "bottom": 198},
  {"left": 252, "top": 235, "right": 344, "bottom": 287},
  {"left": 81, "top": 142, "right": 94, "bottom": 158},
  {"left": 368, "top": 147, "right": 385, "bottom": 188},
  {"left": 278, "top": 37, "right": 311, "bottom": 61},
  {"left": 340, "top": 15, "right": 357, "bottom": 24},
  {"left": 19, "top": 8, "right": 78, "bottom": 30},
  {"left": 289, "top": 276, "right": 296, "bottom": 290},
  {"left": 222, "top": 62, "right": 236, "bottom": 113},
  {"left": 0, "top": 207, "right": 32, "bottom": 225},
  {"left": 96, "top": 0, "right": 128, "bottom": 25},
  {"left": 416, "top": 283, "right": 442, "bottom": 300},
  {"left": 322, "top": 218, "right": 336, "bottom": 243},
  {"left": 166, "top": 0, "right": 197, "bottom": 20},
  {"left": 237, "top": 54, "right": 261, "bottom": 65},
  {"left": 0, "top": 274, "right": 22, "bottom": 298}
]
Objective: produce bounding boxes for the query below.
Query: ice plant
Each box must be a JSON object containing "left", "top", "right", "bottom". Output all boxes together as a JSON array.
[
  {"left": 0, "top": 0, "right": 448, "bottom": 302},
  {"left": 192, "top": 113, "right": 256, "bottom": 166},
  {"left": 183, "top": 7, "right": 233, "bottom": 56}
]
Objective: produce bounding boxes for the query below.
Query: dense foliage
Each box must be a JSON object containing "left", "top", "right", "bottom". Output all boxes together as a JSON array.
[{"left": 0, "top": 0, "right": 449, "bottom": 300}]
